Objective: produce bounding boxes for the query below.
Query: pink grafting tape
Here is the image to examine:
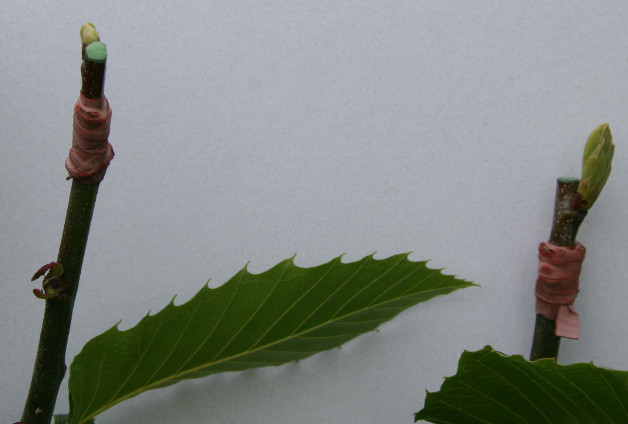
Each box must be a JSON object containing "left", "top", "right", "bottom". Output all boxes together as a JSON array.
[
  {"left": 535, "top": 241, "right": 586, "bottom": 339},
  {"left": 65, "top": 93, "right": 114, "bottom": 184}
]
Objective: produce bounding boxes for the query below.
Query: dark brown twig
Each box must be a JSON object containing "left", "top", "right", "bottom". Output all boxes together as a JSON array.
[
  {"left": 21, "top": 27, "right": 108, "bottom": 424},
  {"left": 529, "top": 178, "right": 586, "bottom": 361}
]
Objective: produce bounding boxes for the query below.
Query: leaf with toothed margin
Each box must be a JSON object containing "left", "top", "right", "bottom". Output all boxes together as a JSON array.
[
  {"left": 53, "top": 414, "right": 93, "bottom": 424},
  {"left": 415, "top": 346, "right": 628, "bottom": 423},
  {"left": 67, "top": 253, "right": 474, "bottom": 424}
]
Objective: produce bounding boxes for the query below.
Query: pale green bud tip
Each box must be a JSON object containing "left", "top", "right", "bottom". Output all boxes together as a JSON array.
[
  {"left": 85, "top": 41, "right": 107, "bottom": 64},
  {"left": 576, "top": 123, "right": 615, "bottom": 209},
  {"left": 80, "top": 22, "right": 100, "bottom": 46}
]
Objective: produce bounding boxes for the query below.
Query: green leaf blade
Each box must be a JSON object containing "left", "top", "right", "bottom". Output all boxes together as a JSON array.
[
  {"left": 415, "top": 346, "right": 628, "bottom": 424},
  {"left": 68, "top": 254, "right": 474, "bottom": 424},
  {"left": 54, "top": 414, "right": 94, "bottom": 424}
]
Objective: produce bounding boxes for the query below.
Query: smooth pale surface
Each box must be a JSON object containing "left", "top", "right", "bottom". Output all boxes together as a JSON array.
[
  {"left": 1, "top": 2, "right": 627, "bottom": 423},
  {"left": 84, "top": 41, "right": 107, "bottom": 64}
]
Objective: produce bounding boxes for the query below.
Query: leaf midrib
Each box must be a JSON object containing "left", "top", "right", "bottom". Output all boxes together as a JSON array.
[{"left": 78, "top": 271, "right": 457, "bottom": 424}]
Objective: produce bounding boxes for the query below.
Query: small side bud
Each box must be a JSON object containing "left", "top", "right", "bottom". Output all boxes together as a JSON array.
[
  {"left": 31, "top": 262, "right": 66, "bottom": 300},
  {"left": 31, "top": 262, "right": 62, "bottom": 281},
  {"left": 576, "top": 123, "right": 614, "bottom": 210},
  {"left": 33, "top": 288, "right": 52, "bottom": 300}
]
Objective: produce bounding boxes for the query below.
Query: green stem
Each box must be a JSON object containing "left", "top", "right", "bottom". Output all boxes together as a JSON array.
[
  {"left": 529, "top": 178, "right": 587, "bottom": 361},
  {"left": 21, "top": 184, "right": 99, "bottom": 424},
  {"left": 21, "top": 34, "right": 107, "bottom": 424}
]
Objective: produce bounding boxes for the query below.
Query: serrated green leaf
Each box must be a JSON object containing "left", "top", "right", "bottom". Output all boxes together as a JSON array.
[
  {"left": 68, "top": 253, "right": 473, "bottom": 424},
  {"left": 54, "top": 414, "right": 93, "bottom": 424},
  {"left": 415, "top": 345, "right": 628, "bottom": 424},
  {"left": 53, "top": 415, "right": 68, "bottom": 424}
]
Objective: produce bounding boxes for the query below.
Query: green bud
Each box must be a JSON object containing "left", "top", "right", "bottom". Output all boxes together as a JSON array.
[
  {"left": 80, "top": 22, "right": 100, "bottom": 46},
  {"left": 576, "top": 123, "right": 614, "bottom": 210}
]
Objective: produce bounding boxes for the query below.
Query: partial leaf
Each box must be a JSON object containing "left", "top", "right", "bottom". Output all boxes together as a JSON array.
[
  {"left": 69, "top": 253, "right": 473, "bottom": 424},
  {"left": 53, "top": 415, "right": 93, "bottom": 424},
  {"left": 415, "top": 345, "right": 628, "bottom": 423}
]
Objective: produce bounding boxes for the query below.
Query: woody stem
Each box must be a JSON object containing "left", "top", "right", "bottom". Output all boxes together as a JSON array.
[
  {"left": 21, "top": 36, "right": 107, "bottom": 424},
  {"left": 529, "top": 178, "right": 587, "bottom": 361}
]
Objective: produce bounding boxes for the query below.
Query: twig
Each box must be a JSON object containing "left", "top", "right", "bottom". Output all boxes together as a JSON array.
[
  {"left": 529, "top": 124, "right": 614, "bottom": 361},
  {"left": 21, "top": 25, "right": 108, "bottom": 424},
  {"left": 529, "top": 178, "right": 586, "bottom": 361}
]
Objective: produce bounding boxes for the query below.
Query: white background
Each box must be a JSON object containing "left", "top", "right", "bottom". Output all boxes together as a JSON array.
[{"left": 2, "top": 1, "right": 628, "bottom": 423}]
